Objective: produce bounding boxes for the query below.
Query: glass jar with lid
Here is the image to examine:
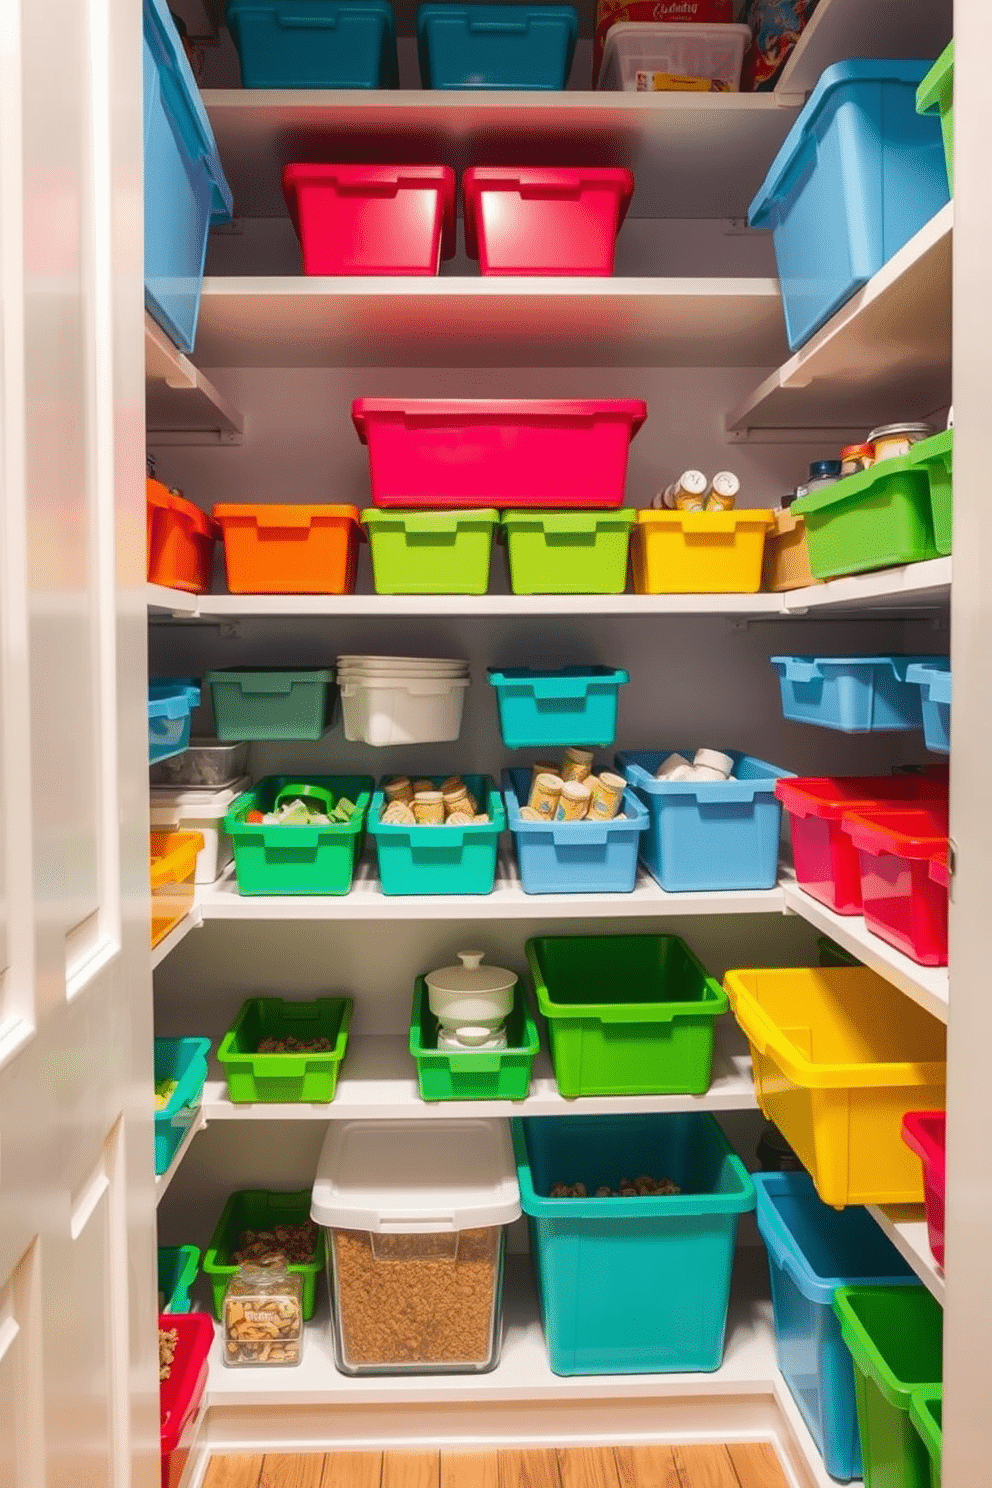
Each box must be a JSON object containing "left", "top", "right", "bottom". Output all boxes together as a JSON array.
[{"left": 223, "top": 1262, "right": 303, "bottom": 1367}]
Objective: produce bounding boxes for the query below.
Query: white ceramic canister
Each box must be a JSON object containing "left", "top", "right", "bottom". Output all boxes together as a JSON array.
[{"left": 425, "top": 951, "right": 517, "bottom": 1032}]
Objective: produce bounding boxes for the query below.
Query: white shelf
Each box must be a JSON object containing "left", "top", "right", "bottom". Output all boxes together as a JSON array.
[
  {"left": 868, "top": 1205, "right": 945, "bottom": 1304},
  {"left": 151, "top": 904, "right": 203, "bottom": 969},
  {"left": 144, "top": 313, "right": 244, "bottom": 445},
  {"left": 727, "top": 204, "right": 953, "bottom": 436},
  {"left": 155, "top": 1106, "right": 206, "bottom": 1203},
  {"left": 197, "top": 855, "right": 786, "bottom": 922},
  {"left": 205, "top": 1253, "right": 777, "bottom": 1407},
  {"left": 199, "top": 1024, "right": 757, "bottom": 1121},
  {"left": 781, "top": 881, "right": 949, "bottom": 1023},
  {"left": 191, "top": 276, "right": 788, "bottom": 370},
  {"left": 781, "top": 557, "right": 951, "bottom": 615}
]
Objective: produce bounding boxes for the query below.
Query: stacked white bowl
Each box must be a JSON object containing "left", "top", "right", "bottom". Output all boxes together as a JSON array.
[{"left": 336, "top": 654, "right": 470, "bottom": 746}]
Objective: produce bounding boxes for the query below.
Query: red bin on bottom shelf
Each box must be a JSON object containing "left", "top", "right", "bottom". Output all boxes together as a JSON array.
[
  {"left": 840, "top": 803, "right": 949, "bottom": 966},
  {"left": 160, "top": 1312, "right": 214, "bottom": 1488},
  {"left": 902, "top": 1111, "right": 946, "bottom": 1266}
]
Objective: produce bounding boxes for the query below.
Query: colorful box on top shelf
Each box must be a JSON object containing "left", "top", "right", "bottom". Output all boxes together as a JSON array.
[
  {"left": 791, "top": 450, "right": 945, "bottom": 580},
  {"left": 917, "top": 41, "right": 954, "bottom": 191},
  {"left": 147, "top": 479, "right": 218, "bottom": 594},
  {"left": 500, "top": 510, "right": 635, "bottom": 594},
  {"left": 902, "top": 1111, "right": 946, "bottom": 1267},
  {"left": 632, "top": 508, "right": 774, "bottom": 593},
  {"left": 362, "top": 508, "right": 498, "bottom": 594}
]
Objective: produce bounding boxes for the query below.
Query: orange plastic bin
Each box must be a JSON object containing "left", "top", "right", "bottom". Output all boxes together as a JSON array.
[
  {"left": 150, "top": 831, "right": 203, "bottom": 947},
  {"left": 147, "top": 478, "right": 219, "bottom": 594},
  {"left": 213, "top": 504, "right": 362, "bottom": 594}
]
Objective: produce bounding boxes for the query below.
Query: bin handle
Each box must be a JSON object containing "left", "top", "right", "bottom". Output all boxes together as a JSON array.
[
  {"left": 276, "top": 10, "right": 340, "bottom": 27},
  {"left": 779, "top": 658, "right": 822, "bottom": 683},
  {"left": 549, "top": 821, "right": 608, "bottom": 846},
  {"left": 468, "top": 16, "right": 528, "bottom": 33},
  {"left": 448, "top": 1051, "right": 502, "bottom": 1073}
]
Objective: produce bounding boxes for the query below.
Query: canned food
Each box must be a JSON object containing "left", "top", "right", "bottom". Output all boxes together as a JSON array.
[
  {"left": 868, "top": 422, "right": 934, "bottom": 463},
  {"left": 705, "top": 471, "right": 739, "bottom": 512},
  {"left": 413, "top": 790, "right": 445, "bottom": 825},
  {"left": 555, "top": 780, "right": 592, "bottom": 821},
  {"left": 561, "top": 746, "right": 595, "bottom": 783},
  {"left": 528, "top": 772, "right": 564, "bottom": 819},
  {"left": 839, "top": 443, "right": 875, "bottom": 476},
  {"left": 587, "top": 771, "right": 625, "bottom": 820},
  {"left": 384, "top": 776, "right": 415, "bottom": 806},
  {"left": 656, "top": 470, "right": 707, "bottom": 512}
]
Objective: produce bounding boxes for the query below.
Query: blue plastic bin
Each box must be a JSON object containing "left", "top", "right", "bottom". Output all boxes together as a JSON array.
[
  {"left": 148, "top": 679, "right": 200, "bottom": 763},
  {"left": 487, "top": 666, "right": 629, "bottom": 748},
  {"left": 907, "top": 660, "right": 951, "bottom": 754},
  {"left": 226, "top": 0, "right": 399, "bottom": 88},
  {"left": 748, "top": 61, "right": 949, "bottom": 351},
  {"left": 771, "top": 655, "right": 940, "bottom": 733},
  {"left": 616, "top": 750, "right": 792, "bottom": 893},
  {"left": 513, "top": 1112, "right": 755, "bottom": 1375},
  {"left": 502, "top": 767, "right": 647, "bottom": 894},
  {"left": 755, "top": 1172, "right": 916, "bottom": 1481},
  {"left": 144, "top": 0, "right": 232, "bottom": 353},
  {"left": 417, "top": 4, "right": 577, "bottom": 89},
  {"left": 154, "top": 1037, "right": 210, "bottom": 1175}
]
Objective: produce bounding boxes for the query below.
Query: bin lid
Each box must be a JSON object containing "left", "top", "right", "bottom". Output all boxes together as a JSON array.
[
  {"left": 150, "top": 775, "right": 251, "bottom": 819},
  {"left": 425, "top": 951, "right": 517, "bottom": 997},
  {"left": 311, "top": 1118, "right": 521, "bottom": 1233},
  {"left": 144, "top": 0, "right": 233, "bottom": 221}
]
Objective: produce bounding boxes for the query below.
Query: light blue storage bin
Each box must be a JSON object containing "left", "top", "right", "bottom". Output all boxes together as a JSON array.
[
  {"left": 148, "top": 679, "right": 201, "bottom": 763},
  {"left": 226, "top": 0, "right": 399, "bottom": 88},
  {"left": 487, "top": 666, "right": 629, "bottom": 748},
  {"left": 748, "top": 61, "right": 949, "bottom": 351},
  {"left": 755, "top": 1172, "right": 916, "bottom": 1481},
  {"left": 154, "top": 1037, "right": 211, "bottom": 1175},
  {"left": 616, "top": 750, "right": 792, "bottom": 893},
  {"left": 502, "top": 768, "right": 647, "bottom": 894},
  {"left": 513, "top": 1112, "right": 755, "bottom": 1376},
  {"left": 771, "top": 655, "right": 941, "bottom": 732},
  {"left": 907, "top": 660, "right": 951, "bottom": 754},
  {"left": 417, "top": 4, "right": 578, "bottom": 89},
  {"left": 144, "top": 0, "right": 232, "bottom": 353}
]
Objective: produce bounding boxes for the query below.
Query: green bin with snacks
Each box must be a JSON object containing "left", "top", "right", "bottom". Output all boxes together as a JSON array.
[
  {"left": 224, "top": 775, "right": 374, "bottom": 895},
  {"left": 204, "top": 1189, "right": 325, "bottom": 1320},
  {"left": 217, "top": 996, "right": 354, "bottom": 1103}
]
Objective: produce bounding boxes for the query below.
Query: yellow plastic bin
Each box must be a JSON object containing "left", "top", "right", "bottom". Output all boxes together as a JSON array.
[
  {"left": 149, "top": 831, "right": 203, "bottom": 947},
  {"left": 632, "top": 509, "right": 774, "bottom": 594},
  {"left": 724, "top": 967, "right": 945, "bottom": 1208}
]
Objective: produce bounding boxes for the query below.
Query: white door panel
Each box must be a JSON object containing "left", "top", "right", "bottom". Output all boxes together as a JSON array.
[{"left": 0, "top": 1243, "right": 45, "bottom": 1488}]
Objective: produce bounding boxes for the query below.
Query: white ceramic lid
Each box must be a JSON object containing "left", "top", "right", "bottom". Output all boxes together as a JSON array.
[
  {"left": 424, "top": 951, "right": 517, "bottom": 996},
  {"left": 149, "top": 775, "right": 251, "bottom": 818},
  {"left": 311, "top": 1118, "right": 521, "bottom": 1232}
]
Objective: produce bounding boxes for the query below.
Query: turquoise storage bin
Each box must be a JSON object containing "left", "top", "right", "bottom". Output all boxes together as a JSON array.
[
  {"left": 226, "top": 0, "right": 399, "bottom": 88},
  {"left": 144, "top": 0, "right": 232, "bottom": 353},
  {"left": 502, "top": 768, "right": 647, "bottom": 894},
  {"left": 748, "top": 61, "right": 949, "bottom": 351},
  {"left": 513, "top": 1112, "right": 755, "bottom": 1375},
  {"left": 417, "top": 3, "right": 578, "bottom": 89},
  {"left": 771, "top": 655, "right": 938, "bottom": 732},
  {"left": 907, "top": 660, "right": 951, "bottom": 754},
  {"left": 148, "top": 679, "right": 200, "bottom": 763},
  {"left": 487, "top": 666, "right": 629, "bottom": 748},
  {"left": 158, "top": 1245, "right": 201, "bottom": 1314},
  {"left": 154, "top": 1037, "right": 210, "bottom": 1175},
  {"left": 206, "top": 668, "right": 337, "bottom": 741},
  {"left": 755, "top": 1172, "right": 915, "bottom": 1481},
  {"left": 368, "top": 774, "right": 505, "bottom": 895},
  {"left": 616, "top": 749, "right": 793, "bottom": 893}
]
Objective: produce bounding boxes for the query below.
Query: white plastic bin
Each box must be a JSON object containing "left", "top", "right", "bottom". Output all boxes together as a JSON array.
[
  {"left": 311, "top": 1118, "right": 521, "bottom": 1375},
  {"left": 598, "top": 22, "right": 750, "bottom": 92},
  {"left": 150, "top": 777, "right": 250, "bottom": 884},
  {"left": 340, "top": 676, "right": 470, "bottom": 747}
]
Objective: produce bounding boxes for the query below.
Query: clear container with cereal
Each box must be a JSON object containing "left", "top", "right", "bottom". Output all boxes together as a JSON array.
[
  {"left": 311, "top": 1118, "right": 521, "bottom": 1376},
  {"left": 223, "top": 1262, "right": 303, "bottom": 1368}
]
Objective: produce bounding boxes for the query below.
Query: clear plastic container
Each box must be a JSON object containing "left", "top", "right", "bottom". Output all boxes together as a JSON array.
[
  {"left": 598, "top": 21, "right": 750, "bottom": 92},
  {"left": 150, "top": 739, "right": 250, "bottom": 789},
  {"left": 223, "top": 1263, "right": 303, "bottom": 1368}
]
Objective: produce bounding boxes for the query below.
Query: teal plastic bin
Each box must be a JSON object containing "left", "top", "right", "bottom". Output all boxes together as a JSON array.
[
  {"left": 206, "top": 668, "right": 337, "bottom": 741},
  {"left": 368, "top": 774, "right": 505, "bottom": 895},
  {"left": 514, "top": 1112, "right": 755, "bottom": 1375},
  {"left": 158, "top": 1245, "right": 201, "bottom": 1314},
  {"left": 226, "top": 0, "right": 399, "bottom": 88},
  {"left": 488, "top": 666, "right": 629, "bottom": 748},
  {"left": 154, "top": 1037, "right": 210, "bottom": 1176}
]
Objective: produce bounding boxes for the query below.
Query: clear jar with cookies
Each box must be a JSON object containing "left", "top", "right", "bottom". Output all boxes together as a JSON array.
[{"left": 223, "top": 1262, "right": 303, "bottom": 1367}]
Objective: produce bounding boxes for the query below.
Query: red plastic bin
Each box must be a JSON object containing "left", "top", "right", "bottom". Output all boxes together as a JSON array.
[
  {"left": 841, "top": 803, "right": 950, "bottom": 966},
  {"left": 147, "top": 479, "right": 219, "bottom": 594},
  {"left": 212, "top": 504, "right": 362, "bottom": 594},
  {"left": 902, "top": 1111, "right": 946, "bottom": 1265},
  {"left": 160, "top": 1312, "right": 213, "bottom": 1488},
  {"left": 776, "top": 774, "right": 948, "bottom": 915},
  {"left": 352, "top": 398, "right": 647, "bottom": 508},
  {"left": 282, "top": 164, "right": 456, "bottom": 276},
  {"left": 463, "top": 167, "right": 634, "bottom": 276}
]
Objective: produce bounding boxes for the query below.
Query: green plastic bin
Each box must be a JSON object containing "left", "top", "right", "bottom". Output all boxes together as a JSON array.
[
  {"left": 158, "top": 1245, "right": 200, "bottom": 1313},
  {"left": 203, "top": 1189, "right": 324, "bottom": 1320},
  {"left": 908, "top": 428, "right": 953, "bottom": 557},
  {"left": 501, "top": 510, "right": 635, "bottom": 594},
  {"left": 917, "top": 42, "right": 953, "bottom": 192},
  {"left": 910, "top": 1387, "right": 943, "bottom": 1488},
  {"left": 526, "top": 933, "right": 728, "bottom": 1098},
  {"left": 409, "top": 975, "right": 540, "bottom": 1101},
  {"left": 217, "top": 997, "right": 354, "bottom": 1102},
  {"left": 833, "top": 1285, "right": 943, "bottom": 1488},
  {"left": 224, "top": 775, "right": 373, "bottom": 896},
  {"left": 206, "top": 667, "right": 337, "bottom": 741},
  {"left": 368, "top": 774, "right": 505, "bottom": 895},
  {"left": 362, "top": 508, "right": 498, "bottom": 594},
  {"left": 817, "top": 935, "right": 863, "bottom": 968},
  {"left": 793, "top": 457, "right": 939, "bottom": 580}
]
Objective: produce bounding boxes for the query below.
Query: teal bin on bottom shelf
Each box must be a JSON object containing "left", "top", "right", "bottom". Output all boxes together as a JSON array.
[
  {"left": 206, "top": 668, "right": 338, "bottom": 742},
  {"left": 154, "top": 1037, "right": 210, "bottom": 1175},
  {"left": 216, "top": 997, "right": 354, "bottom": 1102},
  {"left": 833, "top": 1284, "right": 943, "bottom": 1488},
  {"left": 409, "top": 977, "right": 540, "bottom": 1101},
  {"left": 368, "top": 774, "right": 504, "bottom": 895},
  {"left": 203, "top": 1189, "right": 324, "bottom": 1321},
  {"left": 527, "top": 933, "right": 728, "bottom": 1098},
  {"left": 513, "top": 1112, "right": 755, "bottom": 1375},
  {"left": 500, "top": 510, "right": 635, "bottom": 594},
  {"left": 224, "top": 775, "right": 374, "bottom": 896},
  {"left": 158, "top": 1245, "right": 201, "bottom": 1314},
  {"left": 910, "top": 1387, "right": 943, "bottom": 1488}
]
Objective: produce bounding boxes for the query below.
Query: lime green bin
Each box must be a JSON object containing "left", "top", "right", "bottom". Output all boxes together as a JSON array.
[
  {"left": 918, "top": 42, "right": 953, "bottom": 192},
  {"left": 501, "top": 510, "right": 635, "bottom": 594},
  {"left": 362, "top": 508, "right": 498, "bottom": 594}
]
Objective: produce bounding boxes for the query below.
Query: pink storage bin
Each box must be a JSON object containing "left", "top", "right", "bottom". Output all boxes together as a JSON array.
[
  {"left": 463, "top": 167, "right": 634, "bottom": 276},
  {"left": 840, "top": 804, "right": 949, "bottom": 967},
  {"left": 901, "top": 1111, "right": 946, "bottom": 1266},
  {"left": 282, "top": 164, "right": 456, "bottom": 275},
  {"left": 352, "top": 398, "right": 647, "bottom": 508}
]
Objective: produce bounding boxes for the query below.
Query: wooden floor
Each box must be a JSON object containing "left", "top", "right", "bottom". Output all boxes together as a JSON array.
[{"left": 202, "top": 1443, "right": 792, "bottom": 1488}]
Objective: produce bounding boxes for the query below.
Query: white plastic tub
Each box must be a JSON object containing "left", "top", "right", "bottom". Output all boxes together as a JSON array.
[
  {"left": 150, "top": 777, "right": 250, "bottom": 884},
  {"left": 340, "top": 676, "right": 470, "bottom": 747},
  {"left": 598, "top": 22, "right": 750, "bottom": 92}
]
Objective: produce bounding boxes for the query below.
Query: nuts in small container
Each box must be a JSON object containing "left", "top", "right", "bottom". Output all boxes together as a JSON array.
[{"left": 223, "top": 1262, "right": 303, "bottom": 1367}]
